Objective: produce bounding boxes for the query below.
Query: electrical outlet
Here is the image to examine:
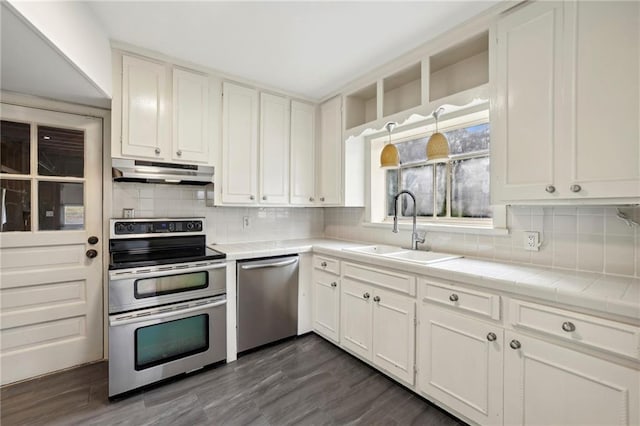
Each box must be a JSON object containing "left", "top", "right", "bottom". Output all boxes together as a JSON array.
[
  {"left": 123, "top": 208, "right": 135, "bottom": 219},
  {"left": 524, "top": 231, "right": 540, "bottom": 251},
  {"left": 243, "top": 216, "right": 250, "bottom": 229}
]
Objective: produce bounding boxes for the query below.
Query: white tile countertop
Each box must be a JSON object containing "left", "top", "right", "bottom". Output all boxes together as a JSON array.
[{"left": 209, "top": 238, "right": 640, "bottom": 323}]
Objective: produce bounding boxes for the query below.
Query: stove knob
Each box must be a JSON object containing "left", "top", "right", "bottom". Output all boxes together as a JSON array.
[
  {"left": 126, "top": 223, "right": 135, "bottom": 233},
  {"left": 115, "top": 223, "right": 126, "bottom": 234},
  {"left": 194, "top": 222, "right": 202, "bottom": 230},
  {"left": 187, "top": 222, "right": 194, "bottom": 231},
  {"left": 169, "top": 223, "right": 176, "bottom": 232}
]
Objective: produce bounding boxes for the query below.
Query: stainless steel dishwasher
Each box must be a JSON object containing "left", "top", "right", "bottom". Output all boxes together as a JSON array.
[{"left": 237, "top": 255, "right": 299, "bottom": 353}]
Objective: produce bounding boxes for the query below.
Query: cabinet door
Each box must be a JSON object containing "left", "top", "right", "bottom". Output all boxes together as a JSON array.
[
  {"left": 221, "top": 82, "right": 258, "bottom": 204},
  {"left": 318, "top": 96, "right": 343, "bottom": 205},
  {"left": 372, "top": 288, "right": 415, "bottom": 385},
  {"left": 290, "top": 101, "right": 316, "bottom": 205},
  {"left": 312, "top": 271, "right": 340, "bottom": 343},
  {"left": 504, "top": 331, "right": 640, "bottom": 426},
  {"left": 340, "top": 278, "right": 373, "bottom": 360},
  {"left": 492, "top": 2, "right": 565, "bottom": 202},
  {"left": 562, "top": 1, "right": 640, "bottom": 200},
  {"left": 121, "top": 55, "right": 168, "bottom": 160},
  {"left": 418, "top": 305, "right": 503, "bottom": 426},
  {"left": 172, "top": 68, "right": 210, "bottom": 163},
  {"left": 259, "top": 93, "right": 290, "bottom": 205}
]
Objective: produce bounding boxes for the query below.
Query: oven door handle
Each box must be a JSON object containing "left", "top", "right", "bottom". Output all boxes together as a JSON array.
[
  {"left": 109, "top": 299, "right": 226, "bottom": 327},
  {"left": 109, "top": 262, "right": 225, "bottom": 281},
  {"left": 240, "top": 258, "right": 298, "bottom": 270}
]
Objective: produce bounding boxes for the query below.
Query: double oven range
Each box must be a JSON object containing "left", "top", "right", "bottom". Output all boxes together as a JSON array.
[{"left": 108, "top": 218, "right": 226, "bottom": 397}]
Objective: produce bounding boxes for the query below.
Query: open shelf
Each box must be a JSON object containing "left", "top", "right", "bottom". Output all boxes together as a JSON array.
[
  {"left": 429, "top": 31, "right": 489, "bottom": 102},
  {"left": 345, "top": 83, "right": 377, "bottom": 130},
  {"left": 383, "top": 62, "right": 422, "bottom": 117}
]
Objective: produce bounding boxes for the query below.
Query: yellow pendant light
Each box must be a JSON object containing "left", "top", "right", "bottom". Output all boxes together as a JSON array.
[
  {"left": 380, "top": 121, "right": 399, "bottom": 168},
  {"left": 426, "top": 107, "right": 449, "bottom": 160}
]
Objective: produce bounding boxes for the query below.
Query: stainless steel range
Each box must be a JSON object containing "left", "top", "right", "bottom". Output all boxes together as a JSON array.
[{"left": 107, "top": 218, "right": 226, "bottom": 397}]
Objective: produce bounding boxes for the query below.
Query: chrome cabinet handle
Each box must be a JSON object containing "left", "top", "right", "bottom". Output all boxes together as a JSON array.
[
  {"left": 155, "top": 147, "right": 161, "bottom": 155},
  {"left": 249, "top": 195, "right": 255, "bottom": 200},
  {"left": 487, "top": 332, "right": 497, "bottom": 342},
  {"left": 330, "top": 282, "right": 337, "bottom": 288},
  {"left": 176, "top": 150, "right": 182, "bottom": 157},
  {"left": 570, "top": 184, "right": 581, "bottom": 193},
  {"left": 449, "top": 293, "right": 459, "bottom": 302},
  {"left": 320, "top": 197, "right": 325, "bottom": 202},
  {"left": 262, "top": 196, "right": 267, "bottom": 201},
  {"left": 562, "top": 321, "right": 576, "bottom": 332},
  {"left": 363, "top": 292, "right": 370, "bottom": 299},
  {"left": 545, "top": 185, "right": 556, "bottom": 193},
  {"left": 309, "top": 197, "right": 315, "bottom": 202},
  {"left": 320, "top": 261, "right": 327, "bottom": 267},
  {"left": 510, "top": 340, "right": 521, "bottom": 350},
  {"left": 373, "top": 296, "right": 380, "bottom": 302}
]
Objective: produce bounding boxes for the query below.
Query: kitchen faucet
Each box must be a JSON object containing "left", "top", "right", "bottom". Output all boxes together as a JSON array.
[{"left": 392, "top": 190, "right": 426, "bottom": 250}]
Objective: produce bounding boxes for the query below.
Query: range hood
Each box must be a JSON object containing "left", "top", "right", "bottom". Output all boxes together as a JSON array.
[{"left": 112, "top": 158, "right": 214, "bottom": 185}]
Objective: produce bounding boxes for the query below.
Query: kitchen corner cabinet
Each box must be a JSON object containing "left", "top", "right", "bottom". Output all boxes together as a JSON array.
[
  {"left": 117, "top": 54, "right": 212, "bottom": 164},
  {"left": 221, "top": 82, "right": 259, "bottom": 204},
  {"left": 504, "top": 331, "right": 639, "bottom": 426},
  {"left": 317, "top": 96, "right": 343, "bottom": 205},
  {"left": 290, "top": 101, "right": 317, "bottom": 205},
  {"left": 259, "top": 92, "right": 290, "bottom": 205},
  {"left": 312, "top": 256, "right": 340, "bottom": 342},
  {"left": 492, "top": 1, "right": 640, "bottom": 203}
]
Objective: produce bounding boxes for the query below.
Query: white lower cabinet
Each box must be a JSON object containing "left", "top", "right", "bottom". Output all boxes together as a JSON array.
[
  {"left": 340, "top": 277, "right": 415, "bottom": 385},
  {"left": 418, "top": 305, "right": 503, "bottom": 426},
  {"left": 312, "top": 264, "right": 340, "bottom": 343},
  {"left": 504, "top": 331, "right": 640, "bottom": 426}
]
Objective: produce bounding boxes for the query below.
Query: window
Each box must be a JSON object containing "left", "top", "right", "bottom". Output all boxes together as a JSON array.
[{"left": 369, "top": 107, "right": 493, "bottom": 227}]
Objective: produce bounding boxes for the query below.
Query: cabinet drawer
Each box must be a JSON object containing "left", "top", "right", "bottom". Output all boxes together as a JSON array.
[
  {"left": 313, "top": 256, "right": 339, "bottom": 275},
  {"left": 509, "top": 300, "right": 640, "bottom": 360},
  {"left": 421, "top": 279, "right": 500, "bottom": 320},
  {"left": 342, "top": 262, "right": 415, "bottom": 296}
]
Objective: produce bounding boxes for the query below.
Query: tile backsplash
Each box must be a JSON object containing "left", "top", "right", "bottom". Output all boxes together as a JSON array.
[
  {"left": 324, "top": 206, "right": 640, "bottom": 278},
  {"left": 111, "top": 183, "right": 324, "bottom": 244}
]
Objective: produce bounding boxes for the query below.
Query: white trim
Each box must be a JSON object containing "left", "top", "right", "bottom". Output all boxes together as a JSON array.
[{"left": 362, "top": 220, "right": 509, "bottom": 236}]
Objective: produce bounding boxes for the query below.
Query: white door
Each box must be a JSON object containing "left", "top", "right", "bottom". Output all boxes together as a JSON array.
[
  {"left": 259, "top": 93, "right": 290, "bottom": 205},
  {"left": 290, "top": 100, "right": 316, "bottom": 205},
  {"left": 221, "top": 82, "right": 258, "bottom": 204},
  {"left": 172, "top": 68, "right": 210, "bottom": 163},
  {"left": 312, "top": 270, "right": 340, "bottom": 343},
  {"left": 121, "top": 54, "right": 169, "bottom": 160},
  {"left": 418, "top": 306, "right": 503, "bottom": 426},
  {"left": 504, "top": 331, "right": 640, "bottom": 426},
  {"left": 0, "top": 104, "right": 103, "bottom": 385},
  {"left": 340, "top": 278, "right": 372, "bottom": 359},
  {"left": 372, "top": 287, "right": 415, "bottom": 385},
  {"left": 318, "top": 96, "right": 343, "bottom": 205}
]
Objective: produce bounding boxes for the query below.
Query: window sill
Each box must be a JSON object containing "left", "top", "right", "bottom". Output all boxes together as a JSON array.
[{"left": 363, "top": 220, "right": 510, "bottom": 236}]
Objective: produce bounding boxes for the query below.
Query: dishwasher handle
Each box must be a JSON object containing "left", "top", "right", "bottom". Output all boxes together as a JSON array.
[{"left": 240, "top": 258, "right": 298, "bottom": 270}]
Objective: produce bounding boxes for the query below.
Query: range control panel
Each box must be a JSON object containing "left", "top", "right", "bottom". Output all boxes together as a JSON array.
[{"left": 111, "top": 219, "right": 204, "bottom": 236}]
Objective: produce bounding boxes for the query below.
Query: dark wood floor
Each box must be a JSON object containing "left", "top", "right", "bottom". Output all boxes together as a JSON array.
[{"left": 1, "top": 334, "right": 464, "bottom": 426}]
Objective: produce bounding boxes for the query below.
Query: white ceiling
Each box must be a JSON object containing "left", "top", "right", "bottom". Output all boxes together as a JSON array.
[{"left": 86, "top": 1, "right": 500, "bottom": 101}]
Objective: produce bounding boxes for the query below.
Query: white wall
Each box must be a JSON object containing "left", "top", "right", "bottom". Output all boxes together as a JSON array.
[
  {"left": 112, "top": 182, "right": 324, "bottom": 243},
  {"left": 325, "top": 206, "right": 640, "bottom": 278}
]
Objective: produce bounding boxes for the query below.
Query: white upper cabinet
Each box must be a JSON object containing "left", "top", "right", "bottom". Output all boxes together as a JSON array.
[
  {"left": 172, "top": 68, "right": 210, "bottom": 163},
  {"left": 290, "top": 101, "right": 317, "bottom": 205},
  {"left": 318, "top": 96, "right": 343, "bottom": 205},
  {"left": 493, "top": 1, "right": 640, "bottom": 203},
  {"left": 221, "top": 82, "right": 259, "bottom": 204},
  {"left": 121, "top": 55, "right": 169, "bottom": 160},
  {"left": 259, "top": 93, "right": 290, "bottom": 205}
]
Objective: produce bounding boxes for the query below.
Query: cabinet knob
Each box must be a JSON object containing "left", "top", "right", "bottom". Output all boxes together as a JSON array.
[
  {"left": 545, "top": 185, "right": 556, "bottom": 193},
  {"left": 363, "top": 292, "right": 370, "bottom": 300},
  {"left": 320, "top": 197, "right": 325, "bottom": 202},
  {"left": 176, "top": 150, "right": 182, "bottom": 157},
  {"left": 569, "top": 184, "right": 582, "bottom": 193},
  {"left": 330, "top": 282, "right": 337, "bottom": 288},
  {"left": 486, "top": 332, "right": 497, "bottom": 342},
  {"left": 155, "top": 147, "right": 161, "bottom": 155},
  {"left": 562, "top": 321, "right": 576, "bottom": 332},
  {"left": 509, "top": 340, "right": 521, "bottom": 350},
  {"left": 449, "top": 293, "right": 459, "bottom": 302},
  {"left": 309, "top": 197, "right": 315, "bottom": 202},
  {"left": 373, "top": 296, "right": 380, "bottom": 302},
  {"left": 249, "top": 195, "right": 255, "bottom": 200},
  {"left": 262, "top": 196, "right": 267, "bottom": 201},
  {"left": 320, "top": 261, "right": 327, "bottom": 267}
]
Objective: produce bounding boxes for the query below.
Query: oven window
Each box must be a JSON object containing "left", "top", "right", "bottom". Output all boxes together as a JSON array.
[
  {"left": 135, "top": 314, "right": 209, "bottom": 370},
  {"left": 134, "top": 271, "right": 208, "bottom": 298}
]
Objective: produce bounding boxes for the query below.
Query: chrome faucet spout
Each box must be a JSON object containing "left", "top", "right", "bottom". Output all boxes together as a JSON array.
[{"left": 392, "top": 190, "right": 425, "bottom": 250}]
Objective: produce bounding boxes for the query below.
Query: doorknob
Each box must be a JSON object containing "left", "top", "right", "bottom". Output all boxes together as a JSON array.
[
  {"left": 86, "top": 249, "right": 98, "bottom": 259},
  {"left": 88, "top": 236, "right": 99, "bottom": 245}
]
